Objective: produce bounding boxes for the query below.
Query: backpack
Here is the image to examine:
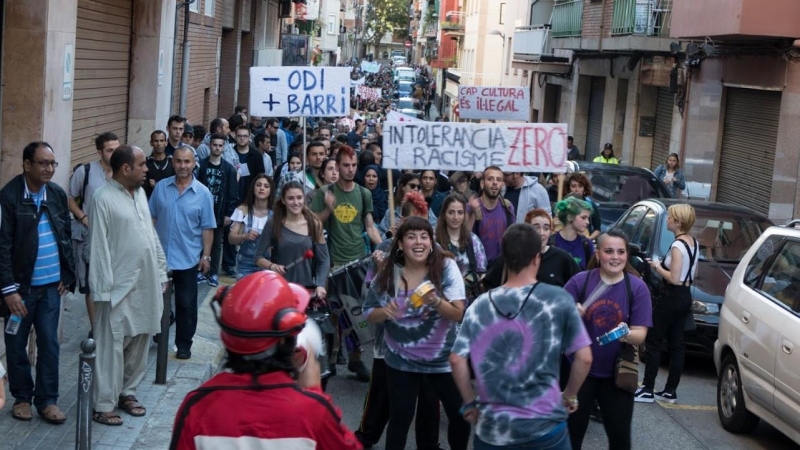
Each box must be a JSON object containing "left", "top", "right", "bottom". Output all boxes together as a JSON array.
[
  {"left": 72, "top": 163, "right": 91, "bottom": 209},
  {"left": 471, "top": 198, "right": 515, "bottom": 236}
]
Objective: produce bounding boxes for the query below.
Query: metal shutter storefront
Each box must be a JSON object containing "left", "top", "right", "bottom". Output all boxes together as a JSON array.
[
  {"left": 717, "top": 88, "right": 781, "bottom": 216},
  {"left": 651, "top": 87, "right": 673, "bottom": 169},
  {"left": 72, "top": 0, "right": 133, "bottom": 164},
  {"left": 585, "top": 77, "right": 605, "bottom": 161}
]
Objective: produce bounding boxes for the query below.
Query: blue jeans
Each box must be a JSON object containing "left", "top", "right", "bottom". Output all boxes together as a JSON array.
[
  {"left": 4, "top": 283, "right": 62, "bottom": 411},
  {"left": 235, "top": 240, "right": 259, "bottom": 280},
  {"left": 474, "top": 423, "right": 571, "bottom": 450}
]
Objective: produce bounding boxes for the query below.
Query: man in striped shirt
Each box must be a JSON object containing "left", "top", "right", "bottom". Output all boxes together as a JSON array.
[{"left": 0, "top": 142, "right": 75, "bottom": 424}]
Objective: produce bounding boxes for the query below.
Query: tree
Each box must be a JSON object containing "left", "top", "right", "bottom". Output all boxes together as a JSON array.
[{"left": 363, "top": 0, "right": 410, "bottom": 52}]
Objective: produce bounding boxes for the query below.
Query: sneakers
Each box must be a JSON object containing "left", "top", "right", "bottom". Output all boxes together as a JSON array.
[
  {"left": 196, "top": 272, "right": 207, "bottom": 283},
  {"left": 207, "top": 274, "right": 219, "bottom": 287},
  {"left": 655, "top": 390, "right": 678, "bottom": 404},
  {"left": 348, "top": 361, "right": 371, "bottom": 382},
  {"left": 634, "top": 386, "right": 654, "bottom": 403}
]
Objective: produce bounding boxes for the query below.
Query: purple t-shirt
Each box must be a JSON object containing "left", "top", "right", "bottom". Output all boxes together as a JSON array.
[
  {"left": 564, "top": 270, "right": 653, "bottom": 378},
  {"left": 477, "top": 200, "right": 515, "bottom": 262},
  {"left": 554, "top": 233, "right": 595, "bottom": 270}
]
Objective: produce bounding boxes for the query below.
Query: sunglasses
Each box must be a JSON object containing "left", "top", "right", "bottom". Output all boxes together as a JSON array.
[{"left": 407, "top": 183, "right": 421, "bottom": 190}]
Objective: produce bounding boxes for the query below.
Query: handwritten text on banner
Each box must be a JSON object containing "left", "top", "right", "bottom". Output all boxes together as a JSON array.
[
  {"left": 458, "top": 85, "right": 530, "bottom": 121},
  {"left": 383, "top": 122, "right": 568, "bottom": 173},
  {"left": 249, "top": 66, "right": 350, "bottom": 117}
]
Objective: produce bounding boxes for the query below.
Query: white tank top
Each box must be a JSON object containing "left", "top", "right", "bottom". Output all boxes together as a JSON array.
[{"left": 663, "top": 237, "right": 699, "bottom": 284}]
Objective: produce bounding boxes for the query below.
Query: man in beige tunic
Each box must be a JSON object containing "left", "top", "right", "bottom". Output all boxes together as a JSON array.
[{"left": 88, "top": 145, "right": 167, "bottom": 426}]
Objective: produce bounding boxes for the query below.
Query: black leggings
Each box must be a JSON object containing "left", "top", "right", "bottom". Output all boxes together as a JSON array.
[
  {"left": 568, "top": 376, "right": 634, "bottom": 450},
  {"left": 385, "top": 365, "right": 471, "bottom": 450},
  {"left": 357, "top": 358, "right": 441, "bottom": 449},
  {"left": 643, "top": 285, "right": 691, "bottom": 392}
]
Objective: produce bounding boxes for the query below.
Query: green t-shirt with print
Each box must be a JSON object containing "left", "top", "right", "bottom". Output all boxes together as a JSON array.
[{"left": 311, "top": 183, "right": 373, "bottom": 265}]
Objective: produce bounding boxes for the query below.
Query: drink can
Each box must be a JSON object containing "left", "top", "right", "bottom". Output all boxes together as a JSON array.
[{"left": 597, "top": 322, "right": 630, "bottom": 346}]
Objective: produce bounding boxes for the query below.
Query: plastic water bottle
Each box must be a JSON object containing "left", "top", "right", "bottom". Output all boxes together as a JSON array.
[{"left": 5, "top": 314, "right": 21, "bottom": 335}]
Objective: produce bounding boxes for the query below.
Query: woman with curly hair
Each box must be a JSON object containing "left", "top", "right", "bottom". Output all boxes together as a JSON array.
[
  {"left": 364, "top": 216, "right": 470, "bottom": 450},
  {"left": 567, "top": 173, "right": 602, "bottom": 239},
  {"left": 552, "top": 197, "right": 596, "bottom": 270}
]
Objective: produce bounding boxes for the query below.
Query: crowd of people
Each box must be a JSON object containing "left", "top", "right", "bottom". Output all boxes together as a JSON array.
[{"left": 0, "top": 92, "right": 701, "bottom": 449}]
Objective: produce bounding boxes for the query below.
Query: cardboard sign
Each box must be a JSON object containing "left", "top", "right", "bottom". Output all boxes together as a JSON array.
[
  {"left": 250, "top": 66, "right": 350, "bottom": 117},
  {"left": 458, "top": 85, "right": 530, "bottom": 121},
  {"left": 386, "top": 110, "right": 422, "bottom": 123},
  {"left": 356, "top": 85, "right": 382, "bottom": 101},
  {"left": 382, "top": 121, "right": 568, "bottom": 173}
]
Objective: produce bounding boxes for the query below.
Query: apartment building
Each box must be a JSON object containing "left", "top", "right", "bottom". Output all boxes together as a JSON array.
[{"left": 512, "top": 0, "right": 800, "bottom": 222}]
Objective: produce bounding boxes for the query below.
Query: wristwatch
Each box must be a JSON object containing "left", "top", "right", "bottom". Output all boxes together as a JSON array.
[{"left": 201, "top": 256, "right": 211, "bottom": 261}]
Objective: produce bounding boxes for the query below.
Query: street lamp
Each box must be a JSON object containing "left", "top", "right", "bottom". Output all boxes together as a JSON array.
[{"left": 488, "top": 29, "right": 505, "bottom": 39}]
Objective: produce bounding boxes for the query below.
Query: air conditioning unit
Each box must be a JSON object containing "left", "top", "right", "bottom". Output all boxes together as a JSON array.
[{"left": 254, "top": 49, "right": 284, "bottom": 67}]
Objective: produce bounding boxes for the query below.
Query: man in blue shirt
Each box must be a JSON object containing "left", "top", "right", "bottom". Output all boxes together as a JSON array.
[
  {"left": 0, "top": 142, "right": 75, "bottom": 424},
  {"left": 149, "top": 146, "right": 216, "bottom": 360}
]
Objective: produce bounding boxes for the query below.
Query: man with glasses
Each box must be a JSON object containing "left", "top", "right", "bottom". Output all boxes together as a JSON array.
[
  {"left": 68, "top": 132, "right": 119, "bottom": 334},
  {"left": 265, "top": 118, "right": 288, "bottom": 167},
  {"left": 0, "top": 142, "right": 75, "bottom": 424}
]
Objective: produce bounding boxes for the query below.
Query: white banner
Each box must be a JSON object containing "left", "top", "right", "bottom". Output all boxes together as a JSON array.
[
  {"left": 250, "top": 66, "right": 351, "bottom": 117},
  {"left": 382, "top": 121, "right": 568, "bottom": 173},
  {"left": 458, "top": 85, "right": 531, "bottom": 121},
  {"left": 350, "top": 76, "right": 366, "bottom": 86},
  {"left": 360, "top": 61, "right": 382, "bottom": 73},
  {"left": 386, "top": 110, "right": 423, "bottom": 123},
  {"left": 356, "top": 85, "right": 382, "bottom": 101}
]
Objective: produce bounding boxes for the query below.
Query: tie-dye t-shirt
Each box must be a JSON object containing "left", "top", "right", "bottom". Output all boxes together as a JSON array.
[
  {"left": 563, "top": 270, "right": 653, "bottom": 378},
  {"left": 363, "top": 258, "right": 466, "bottom": 373},
  {"left": 451, "top": 282, "right": 591, "bottom": 446}
]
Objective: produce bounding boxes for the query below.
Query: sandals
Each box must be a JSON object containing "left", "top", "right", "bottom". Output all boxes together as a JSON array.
[
  {"left": 38, "top": 405, "right": 67, "bottom": 425},
  {"left": 92, "top": 410, "right": 123, "bottom": 426},
  {"left": 118, "top": 395, "right": 146, "bottom": 417},
  {"left": 12, "top": 402, "right": 33, "bottom": 421}
]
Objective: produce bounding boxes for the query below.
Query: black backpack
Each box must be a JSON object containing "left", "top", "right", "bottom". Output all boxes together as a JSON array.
[{"left": 71, "top": 163, "right": 91, "bottom": 209}]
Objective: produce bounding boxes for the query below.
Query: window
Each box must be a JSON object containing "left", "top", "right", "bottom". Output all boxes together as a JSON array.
[
  {"left": 499, "top": 3, "right": 505, "bottom": 24},
  {"left": 619, "top": 205, "right": 647, "bottom": 240},
  {"left": 759, "top": 240, "right": 800, "bottom": 311},
  {"left": 743, "top": 235, "right": 784, "bottom": 288},
  {"left": 189, "top": 0, "right": 199, "bottom": 13},
  {"left": 631, "top": 208, "right": 657, "bottom": 252},
  {"left": 205, "top": 0, "right": 214, "bottom": 17}
]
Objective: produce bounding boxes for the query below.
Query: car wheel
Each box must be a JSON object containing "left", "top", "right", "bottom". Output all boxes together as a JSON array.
[{"left": 717, "top": 354, "right": 760, "bottom": 433}]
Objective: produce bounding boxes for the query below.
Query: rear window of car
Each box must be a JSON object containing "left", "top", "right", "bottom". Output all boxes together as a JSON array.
[
  {"left": 657, "top": 210, "right": 772, "bottom": 262},
  {"left": 584, "top": 171, "right": 669, "bottom": 204}
]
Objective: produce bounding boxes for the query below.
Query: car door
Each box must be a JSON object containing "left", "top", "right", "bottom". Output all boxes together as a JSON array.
[
  {"left": 630, "top": 207, "right": 657, "bottom": 254},
  {"left": 766, "top": 240, "right": 800, "bottom": 430},
  {"left": 731, "top": 235, "right": 786, "bottom": 412},
  {"left": 618, "top": 205, "right": 647, "bottom": 241}
]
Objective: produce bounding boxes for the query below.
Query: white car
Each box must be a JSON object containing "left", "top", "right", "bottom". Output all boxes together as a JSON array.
[{"left": 714, "top": 220, "right": 800, "bottom": 444}]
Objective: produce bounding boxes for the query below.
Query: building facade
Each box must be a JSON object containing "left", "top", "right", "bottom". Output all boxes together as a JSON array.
[{"left": 512, "top": 0, "right": 800, "bottom": 222}]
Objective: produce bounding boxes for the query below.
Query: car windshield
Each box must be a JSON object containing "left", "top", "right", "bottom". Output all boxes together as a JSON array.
[
  {"left": 397, "top": 83, "right": 414, "bottom": 93},
  {"left": 657, "top": 210, "right": 772, "bottom": 262},
  {"left": 397, "top": 99, "right": 417, "bottom": 109},
  {"left": 584, "top": 171, "right": 670, "bottom": 203}
]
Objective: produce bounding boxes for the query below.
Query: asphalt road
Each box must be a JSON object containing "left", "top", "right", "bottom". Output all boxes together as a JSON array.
[{"left": 326, "top": 352, "right": 800, "bottom": 450}]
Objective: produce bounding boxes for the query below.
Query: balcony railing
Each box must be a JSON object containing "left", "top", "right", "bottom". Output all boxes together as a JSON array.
[
  {"left": 441, "top": 19, "right": 464, "bottom": 32},
  {"left": 552, "top": 0, "right": 583, "bottom": 38},
  {"left": 513, "top": 26, "right": 550, "bottom": 59},
  {"left": 612, "top": 0, "right": 672, "bottom": 36}
]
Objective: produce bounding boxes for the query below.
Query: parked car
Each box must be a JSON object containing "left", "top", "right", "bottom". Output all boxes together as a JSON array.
[
  {"left": 565, "top": 161, "right": 673, "bottom": 230},
  {"left": 394, "top": 97, "right": 424, "bottom": 119},
  {"left": 610, "top": 199, "right": 773, "bottom": 355},
  {"left": 713, "top": 220, "right": 800, "bottom": 444},
  {"left": 395, "top": 80, "right": 415, "bottom": 98}
]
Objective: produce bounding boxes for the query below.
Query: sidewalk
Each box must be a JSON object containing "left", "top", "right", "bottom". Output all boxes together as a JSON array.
[{"left": 0, "top": 281, "right": 225, "bottom": 450}]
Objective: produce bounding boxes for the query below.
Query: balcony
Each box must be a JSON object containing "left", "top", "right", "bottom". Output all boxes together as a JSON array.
[
  {"left": 671, "top": 0, "right": 800, "bottom": 39},
  {"left": 612, "top": 0, "right": 671, "bottom": 37},
  {"left": 511, "top": 26, "right": 571, "bottom": 74},
  {"left": 441, "top": 20, "right": 464, "bottom": 33},
  {"left": 551, "top": 0, "right": 583, "bottom": 38}
]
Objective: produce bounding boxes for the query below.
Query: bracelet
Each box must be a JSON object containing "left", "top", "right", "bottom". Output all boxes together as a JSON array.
[
  {"left": 459, "top": 400, "right": 478, "bottom": 416},
  {"left": 562, "top": 393, "right": 579, "bottom": 406},
  {"left": 268, "top": 262, "right": 273, "bottom": 270},
  {"left": 78, "top": 215, "right": 87, "bottom": 222},
  {"left": 433, "top": 297, "right": 443, "bottom": 308}
]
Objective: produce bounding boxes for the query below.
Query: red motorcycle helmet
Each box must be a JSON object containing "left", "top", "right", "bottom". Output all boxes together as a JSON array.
[{"left": 212, "top": 271, "right": 310, "bottom": 357}]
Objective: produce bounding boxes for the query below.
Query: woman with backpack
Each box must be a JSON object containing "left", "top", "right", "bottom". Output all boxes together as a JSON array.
[
  {"left": 552, "top": 197, "right": 596, "bottom": 270},
  {"left": 636, "top": 204, "right": 698, "bottom": 404},
  {"left": 434, "top": 194, "right": 487, "bottom": 305},
  {"left": 563, "top": 230, "right": 652, "bottom": 450},
  {"left": 228, "top": 174, "right": 274, "bottom": 281},
  {"left": 254, "top": 181, "right": 330, "bottom": 300}
]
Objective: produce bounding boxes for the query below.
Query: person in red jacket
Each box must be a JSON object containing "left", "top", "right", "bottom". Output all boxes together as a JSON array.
[{"left": 169, "top": 271, "right": 363, "bottom": 450}]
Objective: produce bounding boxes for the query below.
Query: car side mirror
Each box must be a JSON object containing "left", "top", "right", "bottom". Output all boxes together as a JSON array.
[
  {"left": 629, "top": 255, "right": 647, "bottom": 275},
  {"left": 628, "top": 243, "right": 643, "bottom": 255}
]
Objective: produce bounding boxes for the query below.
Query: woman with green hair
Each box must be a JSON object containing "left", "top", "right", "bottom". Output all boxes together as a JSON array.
[{"left": 551, "top": 197, "right": 596, "bottom": 270}]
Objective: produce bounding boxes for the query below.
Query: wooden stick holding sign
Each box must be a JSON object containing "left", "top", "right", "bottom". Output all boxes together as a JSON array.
[{"left": 387, "top": 170, "right": 395, "bottom": 229}]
